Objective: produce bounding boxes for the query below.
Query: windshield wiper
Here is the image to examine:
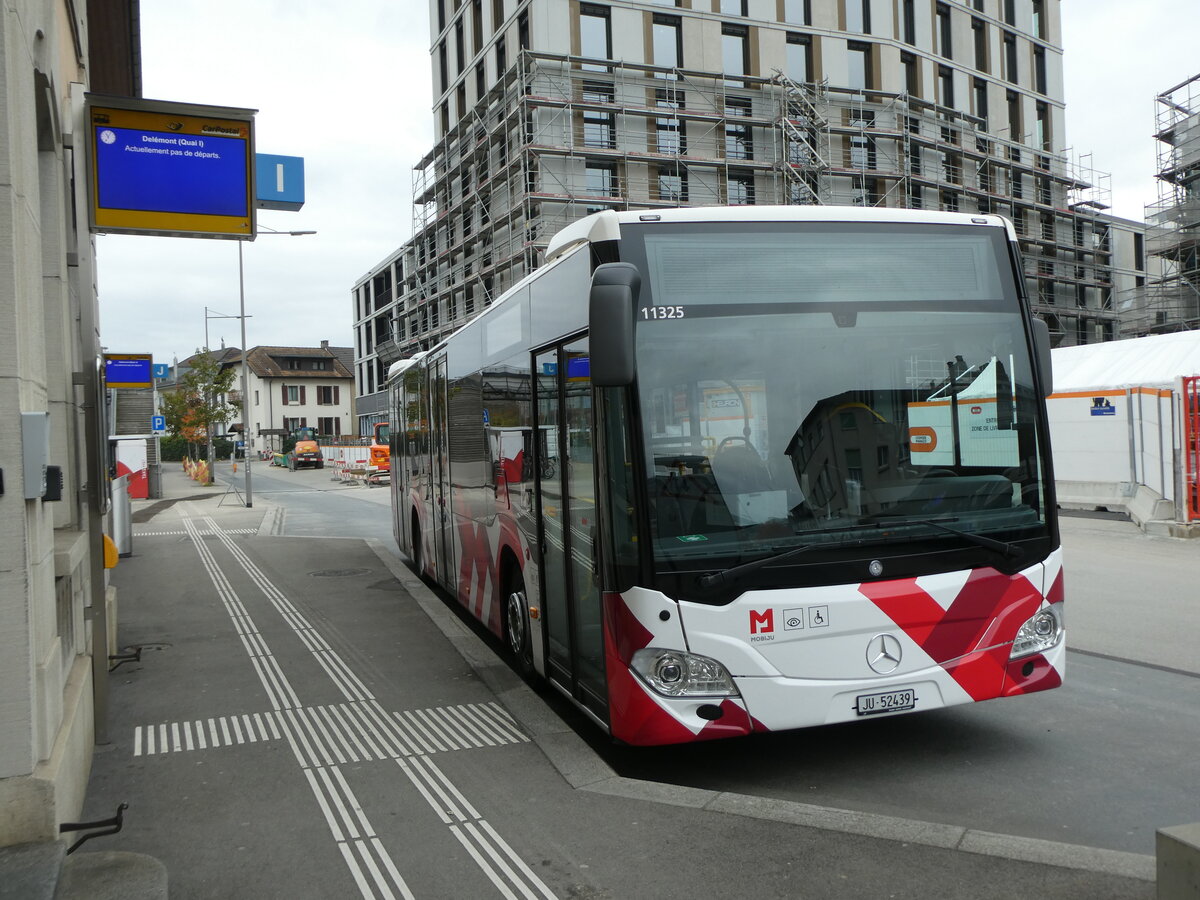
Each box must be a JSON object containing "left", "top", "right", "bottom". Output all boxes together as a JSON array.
[
  {"left": 864, "top": 515, "right": 1021, "bottom": 558},
  {"left": 698, "top": 543, "right": 815, "bottom": 590}
]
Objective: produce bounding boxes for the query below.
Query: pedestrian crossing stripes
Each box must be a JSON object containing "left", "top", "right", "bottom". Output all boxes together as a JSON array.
[
  {"left": 134, "top": 527, "right": 259, "bottom": 537},
  {"left": 133, "top": 701, "right": 527, "bottom": 758}
]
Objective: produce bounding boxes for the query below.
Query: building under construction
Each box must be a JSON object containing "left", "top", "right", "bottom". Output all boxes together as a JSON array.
[
  {"left": 1122, "top": 73, "right": 1200, "bottom": 336},
  {"left": 352, "top": 1, "right": 1148, "bottom": 428}
]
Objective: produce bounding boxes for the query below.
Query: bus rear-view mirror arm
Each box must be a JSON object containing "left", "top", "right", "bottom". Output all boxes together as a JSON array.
[
  {"left": 590, "top": 263, "right": 641, "bottom": 387},
  {"left": 1030, "top": 318, "right": 1053, "bottom": 397}
]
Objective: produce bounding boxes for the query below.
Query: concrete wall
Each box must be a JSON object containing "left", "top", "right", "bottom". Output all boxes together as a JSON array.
[{"left": 0, "top": 0, "right": 103, "bottom": 847}]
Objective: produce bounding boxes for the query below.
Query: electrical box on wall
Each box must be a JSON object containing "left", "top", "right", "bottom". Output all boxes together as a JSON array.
[{"left": 21, "top": 411, "right": 50, "bottom": 499}]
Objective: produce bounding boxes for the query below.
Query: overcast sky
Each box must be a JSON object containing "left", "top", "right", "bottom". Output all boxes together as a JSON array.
[{"left": 95, "top": 0, "right": 1200, "bottom": 370}]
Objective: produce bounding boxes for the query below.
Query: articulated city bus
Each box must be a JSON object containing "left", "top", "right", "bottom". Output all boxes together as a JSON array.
[{"left": 387, "top": 207, "right": 1064, "bottom": 746}]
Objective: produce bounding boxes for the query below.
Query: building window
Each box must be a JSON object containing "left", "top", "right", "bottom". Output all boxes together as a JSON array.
[
  {"left": 317, "top": 417, "right": 340, "bottom": 437},
  {"left": 724, "top": 97, "right": 753, "bottom": 160},
  {"left": 720, "top": 0, "right": 746, "bottom": 15},
  {"left": 495, "top": 34, "right": 507, "bottom": 78},
  {"left": 902, "top": 0, "right": 915, "bottom": 45},
  {"left": 974, "top": 77, "right": 988, "bottom": 125},
  {"left": 1033, "top": 45, "right": 1047, "bottom": 94},
  {"left": 1036, "top": 101, "right": 1050, "bottom": 151},
  {"left": 847, "top": 41, "right": 872, "bottom": 94},
  {"left": 845, "top": 0, "right": 870, "bottom": 34},
  {"left": 942, "top": 149, "right": 960, "bottom": 184},
  {"left": 286, "top": 385, "right": 301, "bottom": 404},
  {"left": 900, "top": 51, "right": 918, "bottom": 97},
  {"left": 1032, "top": 0, "right": 1046, "bottom": 39},
  {"left": 655, "top": 88, "right": 686, "bottom": 154},
  {"left": 580, "top": 4, "right": 611, "bottom": 71},
  {"left": 493, "top": 0, "right": 504, "bottom": 31},
  {"left": 849, "top": 131, "right": 876, "bottom": 170},
  {"left": 585, "top": 159, "right": 617, "bottom": 196},
  {"left": 784, "top": 0, "right": 811, "bottom": 26},
  {"left": 786, "top": 33, "right": 811, "bottom": 83},
  {"left": 582, "top": 82, "right": 615, "bottom": 148},
  {"left": 656, "top": 165, "right": 688, "bottom": 202},
  {"left": 653, "top": 14, "right": 682, "bottom": 72},
  {"left": 936, "top": 4, "right": 952, "bottom": 59},
  {"left": 518, "top": 9, "right": 529, "bottom": 49},
  {"left": 1004, "top": 0, "right": 1016, "bottom": 26},
  {"left": 721, "top": 24, "right": 749, "bottom": 85},
  {"left": 973, "top": 20, "right": 988, "bottom": 73},
  {"left": 1003, "top": 32, "right": 1018, "bottom": 84},
  {"left": 1007, "top": 89, "right": 1021, "bottom": 141},
  {"left": 455, "top": 18, "right": 465, "bottom": 74},
  {"left": 938, "top": 65, "right": 954, "bottom": 107},
  {"left": 317, "top": 385, "right": 341, "bottom": 405},
  {"left": 851, "top": 175, "right": 879, "bottom": 206},
  {"left": 728, "top": 169, "right": 755, "bottom": 205}
]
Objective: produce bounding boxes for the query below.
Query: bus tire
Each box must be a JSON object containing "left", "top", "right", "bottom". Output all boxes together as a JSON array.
[{"left": 504, "top": 567, "right": 533, "bottom": 677}]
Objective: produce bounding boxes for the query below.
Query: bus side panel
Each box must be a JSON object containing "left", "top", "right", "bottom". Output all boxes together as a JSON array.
[
  {"left": 602, "top": 589, "right": 759, "bottom": 746},
  {"left": 450, "top": 491, "right": 530, "bottom": 638}
]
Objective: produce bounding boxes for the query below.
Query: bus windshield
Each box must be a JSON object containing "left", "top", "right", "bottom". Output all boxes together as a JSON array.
[{"left": 623, "top": 221, "right": 1051, "bottom": 584}]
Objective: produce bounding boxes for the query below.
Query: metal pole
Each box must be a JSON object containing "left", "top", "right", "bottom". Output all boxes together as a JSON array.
[{"left": 239, "top": 241, "right": 253, "bottom": 507}]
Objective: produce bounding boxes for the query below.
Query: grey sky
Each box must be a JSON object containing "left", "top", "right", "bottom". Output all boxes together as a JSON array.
[{"left": 95, "top": 0, "right": 1200, "bottom": 371}]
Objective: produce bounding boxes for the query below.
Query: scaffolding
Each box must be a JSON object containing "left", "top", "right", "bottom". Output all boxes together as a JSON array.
[
  {"left": 1126, "top": 73, "right": 1200, "bottom": 335},
  {"left": 391, "top": 50, "right": 1123, "bottom": 356}
]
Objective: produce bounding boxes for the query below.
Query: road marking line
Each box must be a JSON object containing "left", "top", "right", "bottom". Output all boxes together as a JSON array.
[
  {"left": 163, "top": 512, "right": 551, "bottom": 897},
  {"left": 450, "top": 825, "right": 520, "bottom": 900}
]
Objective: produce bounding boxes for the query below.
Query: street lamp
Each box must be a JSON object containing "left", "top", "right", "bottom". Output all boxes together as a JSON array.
[{"left": 237, "top": 227, "right": 317, "bottom": 508}]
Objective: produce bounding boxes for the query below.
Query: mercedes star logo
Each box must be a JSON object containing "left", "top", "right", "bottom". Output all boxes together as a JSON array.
[{"left": 866, "top": 633, "right": 903, "bottom": 674}]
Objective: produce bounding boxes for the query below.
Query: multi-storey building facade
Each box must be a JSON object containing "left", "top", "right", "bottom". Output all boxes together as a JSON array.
[
  {"left": 353, "top": 0, "right": 1147, "bottom": 429},
  {"left": 1122, "top": 72, "right": 1200, "bottom": 336}
]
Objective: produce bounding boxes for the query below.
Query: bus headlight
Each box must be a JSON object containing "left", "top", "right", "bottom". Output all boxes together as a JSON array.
[
  {"left": 631, "top": 649, "right": 738, "bottom": 698},
  {"left": 1010, "top": 605, "right": 1063, "bottom": 659}
]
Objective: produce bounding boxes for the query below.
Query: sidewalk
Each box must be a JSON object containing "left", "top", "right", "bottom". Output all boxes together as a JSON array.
[{"left": 73, "top": 465, "right": 1157, "bottom": 899}]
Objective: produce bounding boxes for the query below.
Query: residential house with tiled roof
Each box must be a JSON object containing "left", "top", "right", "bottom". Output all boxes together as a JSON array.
[{"left": 223, "top": 341, "right": 355, "bottom": 453}]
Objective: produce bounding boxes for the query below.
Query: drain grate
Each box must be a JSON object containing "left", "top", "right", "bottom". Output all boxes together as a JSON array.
[{"left": 308, "top": 568, "right": 373, "bottom": 578}]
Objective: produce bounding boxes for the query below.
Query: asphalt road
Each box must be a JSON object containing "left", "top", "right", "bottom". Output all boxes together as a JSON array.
[{"left": 215, "top": 463, "right": 1199, "bottom": 858}]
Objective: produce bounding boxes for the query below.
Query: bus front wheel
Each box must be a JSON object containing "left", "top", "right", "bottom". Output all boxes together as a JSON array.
[{"left": 505, "top": 570, "right": 533, "bottom": 677}]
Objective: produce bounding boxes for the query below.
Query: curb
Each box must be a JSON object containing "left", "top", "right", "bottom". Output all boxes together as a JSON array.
[{"left": 365, "top": 539, "right": 1156, "bottom": 884}]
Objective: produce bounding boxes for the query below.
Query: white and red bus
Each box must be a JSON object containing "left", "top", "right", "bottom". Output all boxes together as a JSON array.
[{"left": 388, "top": 207, "right": 1064, "bottom": 746}]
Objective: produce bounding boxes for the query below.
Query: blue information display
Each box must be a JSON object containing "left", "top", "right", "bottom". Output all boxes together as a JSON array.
[
  {"left": 95, "top": 127, "right": 248, "bottom": 217},
  {"left": 105, "top": 354, "right": 153, "bottom": 389},
  {"left": 88, "top": 98, "right": 255, "bottom": 238}
]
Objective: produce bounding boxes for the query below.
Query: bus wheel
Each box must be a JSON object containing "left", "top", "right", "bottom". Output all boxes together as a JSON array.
[{"left": 505, "top": 570, "right": 533, "bottom": 677}]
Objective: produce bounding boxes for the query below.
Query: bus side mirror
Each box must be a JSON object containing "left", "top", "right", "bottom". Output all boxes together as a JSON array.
[
  {"left": 1031, "top": 318, "right": 1053, "bottom": 397},
  {"left": 590, "top": 263, "right": 641, "bottom": 387}
]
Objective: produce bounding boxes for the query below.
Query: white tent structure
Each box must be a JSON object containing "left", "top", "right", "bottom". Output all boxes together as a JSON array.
[{"left": 1047, "top": 332, "right": 1200, "bottom": 533}]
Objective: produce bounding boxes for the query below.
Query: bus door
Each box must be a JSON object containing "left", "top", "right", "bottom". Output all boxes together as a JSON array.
[
  {"left": 534, "top": 337, "right": 606, "bottom": 719},
  {"left": 429, "top": 354, "right": 453, "bottom": 586}
]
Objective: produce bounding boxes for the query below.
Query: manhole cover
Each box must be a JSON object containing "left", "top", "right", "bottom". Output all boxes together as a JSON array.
[{"left": 309, "top": 568, "right": 373, "bottom": 578}]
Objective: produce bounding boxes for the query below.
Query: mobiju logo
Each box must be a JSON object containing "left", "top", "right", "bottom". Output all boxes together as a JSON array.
[{"left": 749, "top": 609, "right": 774, "bottom": 635}]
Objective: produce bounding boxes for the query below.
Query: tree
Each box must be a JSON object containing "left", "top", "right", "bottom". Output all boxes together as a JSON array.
[{"left": 160, "top": 349, "right": 238, "bottom": 483}]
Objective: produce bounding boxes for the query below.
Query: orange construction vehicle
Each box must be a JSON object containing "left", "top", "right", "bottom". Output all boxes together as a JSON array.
[{"left": 369, "top": 422, "right": 390, "bottom": 475}]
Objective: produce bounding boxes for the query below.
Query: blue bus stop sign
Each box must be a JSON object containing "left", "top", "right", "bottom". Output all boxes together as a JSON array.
[{"left": 255, "top": 154, "right": 305, "bottom": 211}]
